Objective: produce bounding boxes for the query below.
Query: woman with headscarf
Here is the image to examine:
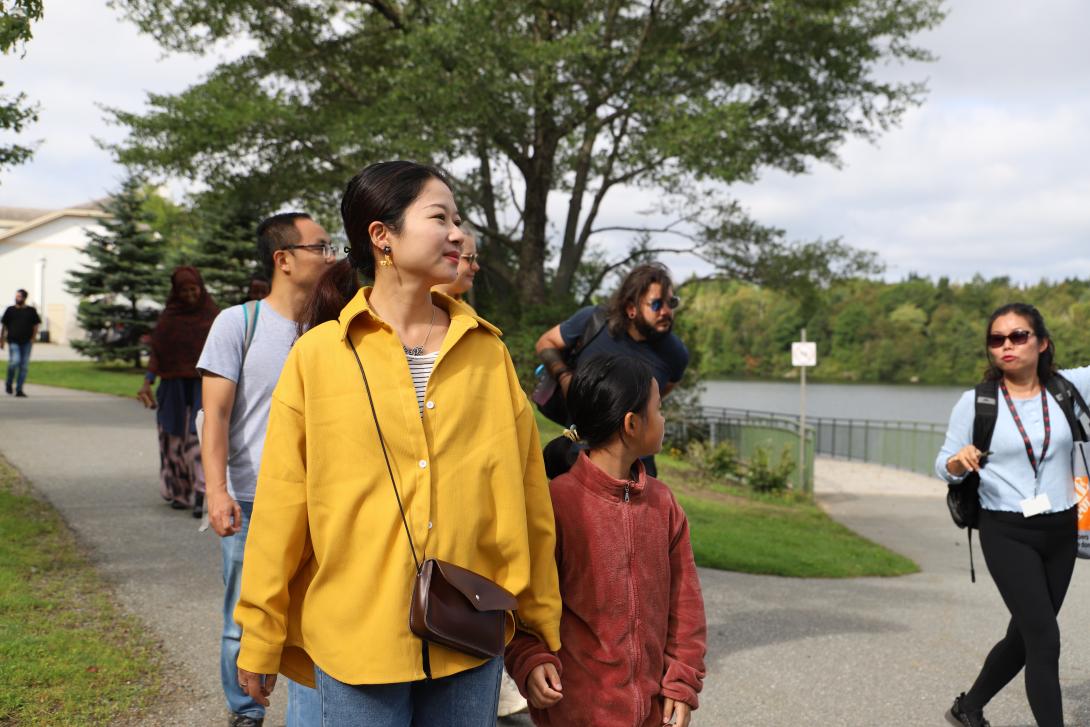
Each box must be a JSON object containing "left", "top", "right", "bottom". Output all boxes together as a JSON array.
[{"left": 138, "top": 266, "right": 220, "bottom": 517}]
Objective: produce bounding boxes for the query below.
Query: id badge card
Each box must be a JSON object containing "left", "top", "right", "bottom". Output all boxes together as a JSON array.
[{"left": 1020, "top": 493, "right": 1052, "bottom": 517}]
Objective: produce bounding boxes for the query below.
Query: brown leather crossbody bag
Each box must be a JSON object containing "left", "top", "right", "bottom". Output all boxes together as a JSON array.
[{"left": 347, "top": 336, "right": 517, "bottom": 672}]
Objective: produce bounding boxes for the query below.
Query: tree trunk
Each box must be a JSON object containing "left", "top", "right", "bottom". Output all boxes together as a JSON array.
[{"left": 516, "top": 172, "right": 550, "bottom": 307}]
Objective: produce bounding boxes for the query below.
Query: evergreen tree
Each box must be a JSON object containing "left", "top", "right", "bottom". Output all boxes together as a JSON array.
[
  {"left": 187, "top": 193, "right": 264, "bottom": 304},
  {"left": 66, "top": 174, "right": 165, "bottom": 367}
]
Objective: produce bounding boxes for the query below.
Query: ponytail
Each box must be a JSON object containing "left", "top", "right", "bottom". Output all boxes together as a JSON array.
[{"left": 298, "top": 258, "right": 361, "bottom": 336}]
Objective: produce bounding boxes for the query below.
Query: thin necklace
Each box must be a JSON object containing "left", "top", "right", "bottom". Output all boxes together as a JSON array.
[
  {"left": 369, "top": 298, "right": 437, "bottom": 356},
  {"left": 403, "top": 305, "right": 436, "bottom": 356}
]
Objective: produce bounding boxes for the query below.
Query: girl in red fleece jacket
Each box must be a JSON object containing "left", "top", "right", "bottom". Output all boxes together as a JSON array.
[{"left": 507, "top": 354, "right": 707, "bottom": 727}]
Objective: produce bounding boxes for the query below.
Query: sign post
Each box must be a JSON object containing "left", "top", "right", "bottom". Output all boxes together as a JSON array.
[{"left": 791, "top": 330, "right": 817, "bottom": 493}]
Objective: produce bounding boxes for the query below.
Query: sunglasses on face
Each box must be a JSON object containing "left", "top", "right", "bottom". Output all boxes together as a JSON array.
[
  {"left": 987, "top": 329, "right": 1034, "bottom": 348},
  {"left": 461, "top": 253, "right": 481, "bottom": 265},
  {"left": 647, "top": 296, "right": 681, "bottom": 313}
]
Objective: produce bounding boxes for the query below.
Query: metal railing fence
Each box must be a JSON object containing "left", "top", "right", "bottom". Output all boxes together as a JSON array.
[{"left": 668, "top": 406, "right": 945, "bottom": 483}]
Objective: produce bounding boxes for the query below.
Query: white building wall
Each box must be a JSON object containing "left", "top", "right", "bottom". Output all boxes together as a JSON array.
[{"left": 0, "top": 216, "right": 106, "bottom": 343}]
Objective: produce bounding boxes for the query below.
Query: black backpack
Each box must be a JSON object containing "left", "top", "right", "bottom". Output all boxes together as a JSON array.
[
  {"left": 534, "top": 307, "right": 608, "bottom": 426},
  {"left": 947, "top": 374, "right": 1086, "bottom": 581}
]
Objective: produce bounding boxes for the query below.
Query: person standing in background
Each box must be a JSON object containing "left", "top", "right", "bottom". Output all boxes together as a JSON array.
[
  {"left": 2, "top": 288, "right": 41, "bottom": 398},
  {"left": 138, "top": 267, "right": 219, "bottom": 516}
]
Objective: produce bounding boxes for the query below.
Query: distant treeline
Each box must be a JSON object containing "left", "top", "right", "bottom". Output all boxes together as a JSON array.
[{"left": 676, "top": 276, "right": 1090, "bottom": 386}]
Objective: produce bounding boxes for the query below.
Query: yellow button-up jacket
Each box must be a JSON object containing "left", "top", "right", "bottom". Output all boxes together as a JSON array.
[{"left": 235, "top": 288, "right": 561, "bottom": 686}]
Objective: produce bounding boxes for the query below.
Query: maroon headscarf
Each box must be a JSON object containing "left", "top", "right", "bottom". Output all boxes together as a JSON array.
[{"left": 149, "top": 266, "right": 220, "bottom": 379}]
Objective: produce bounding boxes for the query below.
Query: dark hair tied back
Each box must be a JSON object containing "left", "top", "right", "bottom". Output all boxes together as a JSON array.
[
  {"left": 565, "top": 354, "right": 654, "bottom": 449},
  {"left": 300, "top": 161, "right": 451, "bottom": 333},
  {"left": 983, "top": 302, "right": 1057, "bottom": 383}
]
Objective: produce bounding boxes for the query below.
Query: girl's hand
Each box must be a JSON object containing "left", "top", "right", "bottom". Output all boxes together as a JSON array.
[
  {"left": 947, "top": 445, "right": 985, "bottom": 476},
  {"left": 137, "top": 383, "right": 157, "bottom": 409},
  {"left": 526, "top": 663, "right": 563, "bottom": 709},
  {"left": 237, "top": 668, "right": 277, "bottom": 707},
  {"left": 663, "top": 698, "right": 691, "bottom": 726}
]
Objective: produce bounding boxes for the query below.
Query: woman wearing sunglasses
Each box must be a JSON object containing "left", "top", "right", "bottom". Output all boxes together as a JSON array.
[{"left": 937, "top": 303, "right": 1090, "bottom": 727}]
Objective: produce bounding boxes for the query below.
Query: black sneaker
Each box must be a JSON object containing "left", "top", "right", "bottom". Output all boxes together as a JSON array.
[
  {"left": 946, "top": 693, "right": 990, "bottom": 727},
  {"left": 4, "top": 383, "right": 11, "bottom": 394},
  {"left": 228, "top": 713, "right": 264, "bottom": 727},
  {"left": 14, "top": 390, "right": 27, "bottom": 398}
]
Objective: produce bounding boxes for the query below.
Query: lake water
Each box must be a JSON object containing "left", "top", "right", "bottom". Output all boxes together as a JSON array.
[{"left": 699, "top": 379, "right": 966, "bottom": 425}]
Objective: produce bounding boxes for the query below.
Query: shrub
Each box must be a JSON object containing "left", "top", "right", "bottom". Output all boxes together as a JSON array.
[
  {"left": 685, "top": 440, "right": 740, "bottom": 479},
  {"left": 746, "top": 445, "right": 796, "bottom": 492}
]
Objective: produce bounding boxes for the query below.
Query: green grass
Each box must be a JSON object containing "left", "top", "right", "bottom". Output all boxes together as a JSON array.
[
  {"left": 0, "top": 361, "right": 144, "bottom": 398},
  {"left": 533, "top": 409, "right": 918, "bottom": 578},
  {"left": 0, "top": 457, "right": 161, "bottom": 725}
]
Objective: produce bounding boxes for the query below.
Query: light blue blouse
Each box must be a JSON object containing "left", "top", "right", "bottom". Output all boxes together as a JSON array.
[{"left": 935, "top": 367, "right": 1090, "bottom": 514}]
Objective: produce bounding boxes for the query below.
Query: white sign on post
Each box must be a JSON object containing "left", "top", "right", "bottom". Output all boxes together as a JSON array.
[{"left": 791, "top": 341, "right": 817, "bottom": 367}]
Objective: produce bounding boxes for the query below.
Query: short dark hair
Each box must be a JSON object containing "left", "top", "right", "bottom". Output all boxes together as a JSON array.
[
  {"left": 983, "top": 302, "right": 1057, "bottom": 383},
  {"left": 566, "top": 354, "right": 654, "bottom": 449},
  {"left": 256, "top": 212, "right": 311, "bottom": 279},
  {"left": 15, "top": 288, "right": 27, "bottom": 297},
  {"left": 606, "top": 263, "right": 675, "bottom": 336}
]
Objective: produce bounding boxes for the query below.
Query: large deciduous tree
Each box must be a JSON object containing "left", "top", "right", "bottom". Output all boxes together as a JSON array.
[
  {"left": 0, "top": 0, "right": 43, "bottom": 173},
  {"left": 110, "top": 0, "right": 942, "bottom": 308}
]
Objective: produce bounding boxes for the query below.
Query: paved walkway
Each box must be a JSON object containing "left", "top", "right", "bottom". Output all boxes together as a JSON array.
[{"left": 3, "top": 384, "right": 1090, "bottom": 725}]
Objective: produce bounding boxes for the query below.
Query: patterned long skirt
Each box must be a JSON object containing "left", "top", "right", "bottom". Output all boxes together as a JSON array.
[{"left": 158, "top": 419, "right": 205, "bottom": 507}]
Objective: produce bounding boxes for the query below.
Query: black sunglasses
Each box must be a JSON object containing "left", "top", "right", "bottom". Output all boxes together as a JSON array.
[
  {"left": 648, "top": 296, "right": 680, "bottom": 313},
  {"left": 987, "top": 329, "right": 1034, "bottom": 348}
]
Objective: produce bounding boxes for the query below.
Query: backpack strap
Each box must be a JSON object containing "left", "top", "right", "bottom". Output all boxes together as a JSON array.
[
  {"left": 972, "top": 380, "right": 1000, "bottom": 453},
  {"left": 240, "top": 300, "right": 261, "bottom": 369},
  {"left": 570, "top": 305, "right": 608, "bottom": 361},
  {"left": 1045, "top": 374, "right": 1089, "bottom": 442}
]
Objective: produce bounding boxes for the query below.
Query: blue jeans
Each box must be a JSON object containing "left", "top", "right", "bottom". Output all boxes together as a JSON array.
[
  {"left": 6, "top": 341, "right": 31, "bottom": 392},
  {"left": 221, "top": 499, "right": 263, "bottom": 719},
  {"left": 314, "top": 656, "right": 503, "bottom": 726},
  {"left": 287, "top": 676, "right": 321, "bottom": 726}
]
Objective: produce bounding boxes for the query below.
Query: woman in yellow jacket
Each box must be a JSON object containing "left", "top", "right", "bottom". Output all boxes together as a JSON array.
[{"left": 234, "top": 161, "right": 561, "bottom": 726}]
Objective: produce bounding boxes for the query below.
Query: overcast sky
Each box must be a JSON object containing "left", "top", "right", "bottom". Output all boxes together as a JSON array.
[{"left": 2, "top": 1, "right": 1089, "bottom": 284}]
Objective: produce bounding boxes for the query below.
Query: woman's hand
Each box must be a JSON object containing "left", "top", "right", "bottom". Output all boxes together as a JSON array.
[
  {"left": 663, "top": 698, "right": 691, "bottom": 726},
  {"left": 237, "top": 668, "right": 277, "bottom": 707},
  {"left": 947, "top": 445, "right": 985, "bottom": 476},
  {"left": 137, "top": 383, "right": 156, "bottom": 409},
  {"left": 526, "top": 663, "right": 563, "bottom": 709}
]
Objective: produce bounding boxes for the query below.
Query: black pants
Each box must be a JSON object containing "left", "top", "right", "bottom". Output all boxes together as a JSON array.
[{"left": 963, "top": 506, "right": 1077, "bottom": 726}]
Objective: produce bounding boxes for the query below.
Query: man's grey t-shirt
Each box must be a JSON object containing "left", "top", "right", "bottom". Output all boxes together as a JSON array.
[{"left": 196, "top": 302, "right": 298, "bottom": 503}]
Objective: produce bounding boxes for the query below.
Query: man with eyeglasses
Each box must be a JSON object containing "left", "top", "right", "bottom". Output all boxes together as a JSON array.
[
  {"left": 535, "top": 262, "right": 689, "bottom": 477},
  {"left": 196, "top": 212, "right": 334, "bottom": 727}
]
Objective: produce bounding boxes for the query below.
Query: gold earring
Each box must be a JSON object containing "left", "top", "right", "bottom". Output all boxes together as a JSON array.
[{"left": 380, "top": 245, "right": 393, "bottom": 268}]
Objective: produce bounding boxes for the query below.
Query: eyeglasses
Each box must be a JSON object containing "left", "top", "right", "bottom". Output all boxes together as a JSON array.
[
  {"left": 987, "top": 329, "right": 1034, "bottom": 348},
  {"left": 647, "top": 296, "right": 681, "bottom": 313},
  {"left": 460, "top": 253, "right": 481, "bottom": 265},
  {"left": 285, "top": 242, "right": 336, "bottom": 258}
]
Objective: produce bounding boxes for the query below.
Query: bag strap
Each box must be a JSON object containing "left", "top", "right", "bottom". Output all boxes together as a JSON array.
[
  {"left": 972, "top": 380, "right": 999, "bottom": 453},
  {"left": 240, "top": 300, "right": 260, "bottom": 367},
  {"left": 1045, "top": 374, "right": 1090, "bottom": 442},
  {"left": 569, "top": 305, "right": 608, "bottom": 361},
  {"left": 346, "top": 334, "right": 422, "bottom": 574}
]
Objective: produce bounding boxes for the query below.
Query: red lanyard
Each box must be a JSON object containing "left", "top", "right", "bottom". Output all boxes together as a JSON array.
[{"left": 1000, "top": 382, "right": 1050, "bottom": 477}]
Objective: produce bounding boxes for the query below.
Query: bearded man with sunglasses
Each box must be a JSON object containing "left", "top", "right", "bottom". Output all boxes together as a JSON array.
[{"left": 536, "top": 263, "right": 689, "bottom": 476}]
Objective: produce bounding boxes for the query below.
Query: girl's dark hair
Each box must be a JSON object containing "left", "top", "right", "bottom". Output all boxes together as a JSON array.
[
  {"left": 606, "top": 263, "right": 675, "bottom": 336},
  {"left": 302, "top": 161, "right": 451, "bottom": 332},
  {"left": 983, "top": 302, "right": 1057, "bottom": 383},
  {"left": 566, "top": 354, "right": 654, "bottom": 449}
]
